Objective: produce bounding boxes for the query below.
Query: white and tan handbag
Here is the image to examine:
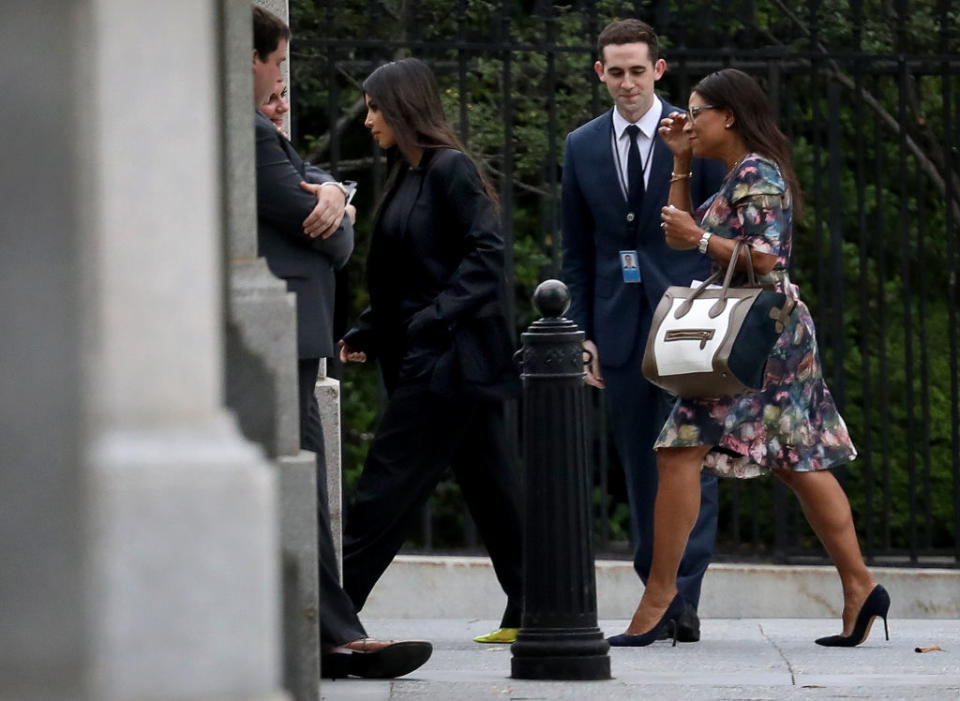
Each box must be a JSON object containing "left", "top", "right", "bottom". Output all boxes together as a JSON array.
[{"left": 642, "top": 240, "right": 796, "bottom": 399}]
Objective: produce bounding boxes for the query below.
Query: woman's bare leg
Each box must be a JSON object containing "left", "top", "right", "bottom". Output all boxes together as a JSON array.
[
  {"left": 624, "top": 445, "right": 712, "bottom": 634},
  {"left": 775, "top": 468, "right": 875, "bottom": 635}
]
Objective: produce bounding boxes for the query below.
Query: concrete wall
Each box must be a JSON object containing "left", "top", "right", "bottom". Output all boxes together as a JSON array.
[
  {"left": 0, "top": 2, "right": 286, "bottom": 699},
  {"left": 0, "top": 3, "right": 92, "bottom": 698},
  {"left": 363, "top": 556, "right": 960, "bottom": 621}
]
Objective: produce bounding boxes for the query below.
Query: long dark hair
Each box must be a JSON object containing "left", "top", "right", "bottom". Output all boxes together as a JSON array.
[
  {"left": 693, "top": 68, "right": 803, "bottom": 216},
  {"left": 362, "top": 58, "right": 499, "bottom": 209}
]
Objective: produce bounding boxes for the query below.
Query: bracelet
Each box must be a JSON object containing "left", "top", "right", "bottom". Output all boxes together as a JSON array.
[
  {"left": 670, "top": 171, "right": 693, "bottom": 183},
  {"left": 697, "top": 230, "right": 713, "bottom": 254}
]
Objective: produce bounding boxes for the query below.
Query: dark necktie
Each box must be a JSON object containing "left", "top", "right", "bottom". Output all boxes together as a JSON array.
[{"left": 625, "top": 124, "right": 645, "bottom": 212}]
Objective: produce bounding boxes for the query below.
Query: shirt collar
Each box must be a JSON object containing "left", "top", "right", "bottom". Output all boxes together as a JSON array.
[{"left": 612, "top": 95, "right": 662, "bottom": 141}]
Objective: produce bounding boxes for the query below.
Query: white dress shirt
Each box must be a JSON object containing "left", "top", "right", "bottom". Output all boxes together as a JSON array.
[{"left": 611, "top": 95, "right": 662, "bottom": 201}]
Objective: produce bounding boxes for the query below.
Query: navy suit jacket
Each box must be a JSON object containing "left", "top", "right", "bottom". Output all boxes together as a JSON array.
[
  {"left": 255, "top": 110, "right": 354, "bottom": 359},
  {"left": 561, "top": 103, "right": 726, "bottom": 368}
]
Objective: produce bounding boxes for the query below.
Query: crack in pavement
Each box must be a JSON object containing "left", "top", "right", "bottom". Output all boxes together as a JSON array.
[{"left": 759, "top": 623, "right": 796, "bottom": 686}]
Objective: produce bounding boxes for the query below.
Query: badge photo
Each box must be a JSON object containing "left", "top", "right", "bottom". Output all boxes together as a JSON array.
[{"left": 620, "top": 250, "right": 641, "bottom": 283}]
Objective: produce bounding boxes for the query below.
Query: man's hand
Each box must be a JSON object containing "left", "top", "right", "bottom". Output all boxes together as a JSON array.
[
  {"left": 345, "top": 203, "right": 357, "bottom": 224},
  {"left": 300, "top": 181, "right": 346, "bottom": 239},
  {"left": 583, "top": 339, "right": 604, "bottom": 389},
  {"left": 338, "top": 340, "right": 366, "bottom": 364}
]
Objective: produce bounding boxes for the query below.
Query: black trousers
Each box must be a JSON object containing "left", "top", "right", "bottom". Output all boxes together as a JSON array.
[
  {"left": 298, "top": 358, "right": 366, "bottom": 647},
  {"left": 342, "top": 379, "right": 524, "bottom": 628}
]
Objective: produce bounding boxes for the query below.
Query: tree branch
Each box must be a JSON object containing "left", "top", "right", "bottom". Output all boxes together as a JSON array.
[
  {"left": 304, "top": 95, "right": 366, "bottom": 163},
  {"left": 304, "top": 46, "right": 409, "bottom": 162},
  {"left": 764, "top": 0, "right": 960, "bottom": 221},
  {"left": 482, "top": 161, "right": 554, "bottom": 198},
  {"left": 311, "top": 154, "right": 555, "bottom": 199},
  {"left": 313, "top": 156, "right": 378, "bottom": 173}
]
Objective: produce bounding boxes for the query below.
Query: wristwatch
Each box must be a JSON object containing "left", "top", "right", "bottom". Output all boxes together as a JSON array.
[{"left": 697, "top": 230, "right": 713, "bottom": 254}]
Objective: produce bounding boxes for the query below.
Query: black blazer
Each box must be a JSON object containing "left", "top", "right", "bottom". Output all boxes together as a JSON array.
[
  {"left": 344, "top": 148, "right": 518, "bottom": 401},
  {"left": 255, "top": 110, "right": 353, "bottom": 359}
]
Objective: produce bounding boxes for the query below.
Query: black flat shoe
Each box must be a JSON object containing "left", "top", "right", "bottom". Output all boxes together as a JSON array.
[
  {"left": 815, "top": 584, "right": 891, "bottom": 647},
  {"left": 608, "top": 593, "right": 685, "bottom": 648},
  {"left": 321, "top": 639, "right": 433, "bottom": 678}
]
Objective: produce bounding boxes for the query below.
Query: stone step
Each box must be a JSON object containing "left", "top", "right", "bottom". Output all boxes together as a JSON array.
[{"left": 362, "top": 555, "right": 960, "bottom": 620}]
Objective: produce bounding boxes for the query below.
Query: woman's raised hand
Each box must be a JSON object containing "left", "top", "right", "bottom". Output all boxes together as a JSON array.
[{"left": 658, "top": 111, "right": 692, "bottom": 158}]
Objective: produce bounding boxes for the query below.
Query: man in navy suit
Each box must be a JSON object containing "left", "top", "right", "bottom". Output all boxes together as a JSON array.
[{"left": 561, "top": 18, "right": 723, "bottom": 641}]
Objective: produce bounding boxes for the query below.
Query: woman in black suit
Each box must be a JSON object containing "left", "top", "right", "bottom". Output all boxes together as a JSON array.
[{"left": 339, "top": 58, "right": 523, "bottom": 643}]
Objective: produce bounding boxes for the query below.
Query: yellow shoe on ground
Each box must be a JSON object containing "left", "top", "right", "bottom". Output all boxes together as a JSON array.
[{"left": 473, "top": 627, "right": 519, "bottom": 644}]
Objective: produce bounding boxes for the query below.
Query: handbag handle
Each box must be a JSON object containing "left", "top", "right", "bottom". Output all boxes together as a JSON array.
[
  {"left": 708, "top": 240, "right": 756, "bottom": 318},
  {"left": 674, "top": 238, "right": 755, "bottom": 319}
]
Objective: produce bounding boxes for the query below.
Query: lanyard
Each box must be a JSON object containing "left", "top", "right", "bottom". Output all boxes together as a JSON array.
[{"left": 611, "top": 119, "right": 657, "bottom": 202}]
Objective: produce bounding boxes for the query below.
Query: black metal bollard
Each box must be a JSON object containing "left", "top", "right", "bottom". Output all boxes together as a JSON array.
[{"left": 510, "top": 280, "right": 611, "bottom": 680}]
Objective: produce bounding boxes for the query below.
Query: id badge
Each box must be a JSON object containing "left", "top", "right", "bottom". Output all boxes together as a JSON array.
[{"left": 620, "top": 250, "right": 642, "bottom": 283}]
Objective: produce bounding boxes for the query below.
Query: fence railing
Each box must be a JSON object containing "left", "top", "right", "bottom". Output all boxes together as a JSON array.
[{"left": 297, "top": 0, "right": 960, "bottom": 567}]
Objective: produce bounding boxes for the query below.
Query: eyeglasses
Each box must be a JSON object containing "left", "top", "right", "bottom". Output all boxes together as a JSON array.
[{"left": 687, "top": 105, "right": 719, "bottom": 121}]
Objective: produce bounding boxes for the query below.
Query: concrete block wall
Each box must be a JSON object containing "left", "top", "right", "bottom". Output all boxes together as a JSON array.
[{"left": 362, "top": 556, "right": 960, "bottom": 622}]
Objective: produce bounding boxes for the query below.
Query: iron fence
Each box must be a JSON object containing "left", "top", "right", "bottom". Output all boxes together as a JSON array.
[{"left": 295, "top": 0, "right": 960, "bottom": 567}]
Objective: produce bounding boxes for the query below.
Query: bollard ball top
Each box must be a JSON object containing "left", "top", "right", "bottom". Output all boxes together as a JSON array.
[{"left": 533, "top": 279, "right": 570, "bottom": 318}]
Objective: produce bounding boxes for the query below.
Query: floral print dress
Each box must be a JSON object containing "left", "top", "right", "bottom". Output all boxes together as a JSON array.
[{"left": 654, "top": 154, "right": 857, "bottom": 478}]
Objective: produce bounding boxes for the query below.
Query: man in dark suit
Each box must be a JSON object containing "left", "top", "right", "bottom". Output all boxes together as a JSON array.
[
  {"left": 561, "top": 18, "right": 724, "bottom": 641},
  {"left": 252, "top": 6, "right": 431, "bottom": 678}
]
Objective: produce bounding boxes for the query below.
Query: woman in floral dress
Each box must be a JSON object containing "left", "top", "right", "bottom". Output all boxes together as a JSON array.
[{"left": 608, "top": 69, "right": 889, "bottom": 648}]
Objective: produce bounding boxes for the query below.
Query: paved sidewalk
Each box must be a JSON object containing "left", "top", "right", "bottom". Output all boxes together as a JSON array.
[{"left": 320, "top": 618, "right": 960, "bottom": 700}]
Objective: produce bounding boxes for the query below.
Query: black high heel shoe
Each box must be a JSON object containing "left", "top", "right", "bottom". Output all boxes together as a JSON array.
[
  {"left": 608, "top": 593, "right": 685, "bottom": 648},
  {"left": 815, "top": 584, "right": 891, "bottom": 647}
]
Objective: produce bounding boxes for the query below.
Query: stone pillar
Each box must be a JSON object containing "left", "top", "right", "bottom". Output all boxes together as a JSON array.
[
  {"left": 316, "top": 362, "right": 345, "bottom": 574},
  {"left": 81, "top": 1, "right": 285, "bottom": 699},
  {"left": 223, "top": 0, "right": 300, "bottom": 459},
  {"left": 255, "top": 0, "right": 291, "bottom": 137},
  {"left": 231, "top": 1, "right": 330, "bottom": 698},
  {"left": 252, "top": 0, "right": 345, "bottom": 575},
  {"left": 0, "top": 3, "right": 91, "bottom": 698}
]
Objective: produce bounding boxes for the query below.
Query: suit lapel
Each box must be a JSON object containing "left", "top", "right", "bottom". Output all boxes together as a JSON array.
[
  {"left": 589, "top": 110, "right": 628, "bottom": 214},
  {"left": 257, "top": 111, "right": 306, "bottom": 174},
  {"left": 280, "top": 135, "right": 304, "bottom": 172},
  {"left": 636, "top": 102, "right": 674, "bottom": 243}
]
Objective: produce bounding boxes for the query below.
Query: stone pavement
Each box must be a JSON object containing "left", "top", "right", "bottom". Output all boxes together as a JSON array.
[{"left": 320, "top": 617, "right": 960, "bottom": 700}]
